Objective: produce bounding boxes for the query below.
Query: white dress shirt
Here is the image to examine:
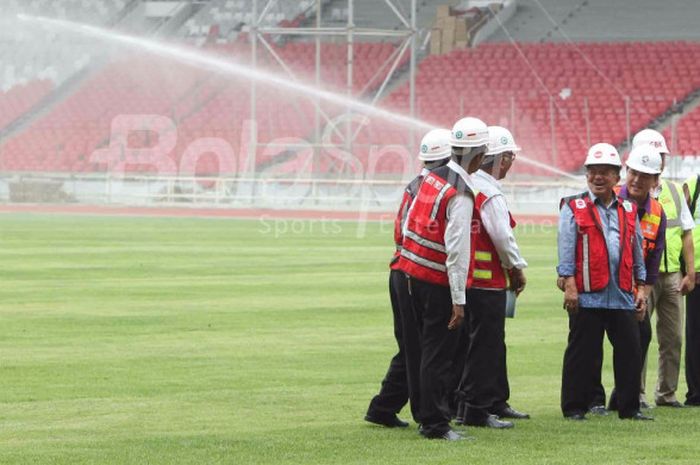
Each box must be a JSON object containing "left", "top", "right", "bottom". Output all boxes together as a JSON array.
[
  {"left": 443, "top": 160, "right": 475, "bottom": 305},
  {"left": 473, "top": 170, "right": 528, "bottom": 270}
]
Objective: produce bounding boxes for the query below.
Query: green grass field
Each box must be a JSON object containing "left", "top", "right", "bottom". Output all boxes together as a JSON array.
[{"left": 1, "top": 213, "right": 698, "bottom": 465}]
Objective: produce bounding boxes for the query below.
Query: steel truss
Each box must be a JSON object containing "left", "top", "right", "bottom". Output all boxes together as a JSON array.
[{"left": 246, "top": 0, "right": 418, "bottom": 177}]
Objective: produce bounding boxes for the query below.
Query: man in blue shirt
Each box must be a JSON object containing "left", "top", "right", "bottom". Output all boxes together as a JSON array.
[{"left": 557, "top": 143, "right": 651, "bottom": 421}]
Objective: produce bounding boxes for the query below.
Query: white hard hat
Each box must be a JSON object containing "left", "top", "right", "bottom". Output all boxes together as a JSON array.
[
  {"left": 632, "top": 128, "right": 669, "bottom": 154},
  {"left": 626, "top": 145, "right": 662, "bottom": 175},
  {"left": 485, "top": 126, "right": 521, "bottom": 156},
  {"left": 584, "top": 142, "right": 622, "bottom": 167},
  {"left": 450, "top": 117, "right": 489, "bottom": 148},
  {"left": 419, "top": 128, "right": 452, "bottom": 161}
]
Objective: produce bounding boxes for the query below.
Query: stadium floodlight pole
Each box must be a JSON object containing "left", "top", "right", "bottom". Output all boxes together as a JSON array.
[
  {"left": 584, "top": 96, "right": 590, "bottom": 147},
  {"left": 625, "top": 95, "right": 631, "bottom": 147},
  {"left": 250, "top": 0, "right": 259, "bottom": 190},
  {"left": 315, "top": 0, "right": 321, "bottom": 177},
  {"left": 346, "top": 0, "right": 355, "bottom": 160},
  {"left": 549, "top": 95, "right": 556, "bottom": 166},
  {"left": 409, "top": 0, "right": 416, "bottom": 157}
]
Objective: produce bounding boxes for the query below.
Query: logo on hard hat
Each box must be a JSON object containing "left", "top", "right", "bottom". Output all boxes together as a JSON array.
[
  {"left": 421, "top": 144, "right": 428, "bottom": 153},
  {"left": 500, "top": 136, "right": 509, "bottom": 145},
  {"left": 594, "top": 151, "right": 603, "bottom": 158},
  {"left": 651, "top": 141, "right": 661, "bottom": 148},
  {"left": 455, "top": 130, "right": 464, "bottom": 140},
  {"left": 642, "top": 154, "right": 649, "bottom": 164}
]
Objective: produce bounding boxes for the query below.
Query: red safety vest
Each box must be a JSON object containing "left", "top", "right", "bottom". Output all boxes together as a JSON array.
[
  {"left": 467, "top": 192, "right": 517, "bottom": 290},
  {"left": 398, "top": 165, "right": 473, "bottom": 286},
  {"left": 564, "top": 192, "right": 637, "bottom": 293},
  {"left": 390, "top": 174, "right": 424, "bottom": 270},
  {"left": 613, "top": 186, "right": 663, "bottom": 262}
]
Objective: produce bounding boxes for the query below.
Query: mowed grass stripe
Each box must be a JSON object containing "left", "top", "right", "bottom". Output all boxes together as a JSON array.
[{"left": 0, "top": 214, "right": 697, "bottom": 465}]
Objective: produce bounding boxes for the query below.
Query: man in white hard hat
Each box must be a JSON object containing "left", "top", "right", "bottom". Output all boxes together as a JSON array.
[
  {"left": 682, "top": 172, "right": 700, "bottom": 406},
  {"left": 366, "top": 129, "right": 453, "bottom": 429},
  {"left": 632, "top": 129, "right": 695, "bottom": 408},
  {"left": 455, "top": 126, "right": 529, "bottom": 429},
  {"left": 596, "top": 145, "right": 667, "bottom": 413},
  {"left": 397, "top": 117, "right": 487, "bottom": 440},
  {"left": 557, "top": 143, "right": 650, "bottom": 421}
]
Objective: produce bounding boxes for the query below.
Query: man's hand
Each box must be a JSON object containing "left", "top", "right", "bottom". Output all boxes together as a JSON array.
[
  {"left": 680, "top": 273, "right": 696, "bottom": 295},
  {"left": 563, "top": 277, "right": 579, "bottom": 315},
  {"left": 634, "top": 285, "right": 648, "bottom": 322},
  {"left": 556, "top": 276, "right": 565, "bottom": 292},
  {"left": 448, "top": 304, "right": 464, "bottom": 330},
  {"left": 510, "top": 268, "right": 527, "bottom": 296}
]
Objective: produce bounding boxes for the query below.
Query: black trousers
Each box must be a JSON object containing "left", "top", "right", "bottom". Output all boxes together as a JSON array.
[
  {"left": 457, "top": 289, "right": 508, "bottom": 422},
  {"left": 685, "top": 286, "right": 700, "bottom": 405},
  {"left": 561, "top": 308, "right": 641, "bottom": 418},
  {"left": 367, "top": 270, "right": 418, "bottom": 421},
  {"left": 591, "top": 311, "right": 652, "bottom": 410},
  {"left": 408, "top": 277, "right": 462, "bottom": 437}
]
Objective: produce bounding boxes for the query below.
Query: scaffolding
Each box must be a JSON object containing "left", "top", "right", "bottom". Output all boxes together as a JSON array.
[{"left": 246, "top": 0, "right": 418, "bottom": 178}]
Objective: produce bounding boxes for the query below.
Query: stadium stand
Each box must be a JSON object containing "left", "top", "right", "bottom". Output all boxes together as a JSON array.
[
  {"left": 375, "top": 41, "right": 700, "bottom": 173},
  {"left": 0, "top": 80, "right": 54, "bottom": 130},
  {"left": 0, "top": 41, "right": 404, "bottom": 173},
  {"left": 181, "top": 0, "right": 326, "bottom": 43},
  {"left": 663, "top": 102, "right": 700, "bottom": 157},
  {"left": 488, "top": 0, "right": 700, "bottom": 43},
  {"left": 3, "top": 1, "right": 700, "bottom": 176},
  {"left": 1, "top": 0, "right": 130, "bottom": 88}
]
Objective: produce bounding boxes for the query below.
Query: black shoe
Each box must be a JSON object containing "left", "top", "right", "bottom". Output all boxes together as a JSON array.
[
  {"left": 588, "top": 405, "right": 609, "bottom": 416},
  {"left": 364, "top": 414, "right": 409, "bottom": 428},
  {"left": 493, "top": 406, "right": 530, "bottom": 419},
  {"left": 624, "top": 412, "right": 654, "bottom": 421},
  {"left": 423, "top": 429, "right": 465, "bottom": 441},
  {"left": 565, "top": 413, "right": 587, "bottom": 421},
  {"left": 656, "top": 400, "right": 684, "bottom": 408},
  {"left": 466, "top": 414, "right": 514, "bottom": 429}
]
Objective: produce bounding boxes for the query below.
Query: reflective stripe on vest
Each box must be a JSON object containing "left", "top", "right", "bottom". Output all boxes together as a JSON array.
[
  {"left": 582, "top": 233, "right": 591, "bottom": 292},
  {"left": 398, "top": 165, "right": 471, "bottom": 286},
  {"left": 390, "top": 175, "right": 423, "bottom": 270},
  {"left": 613, "top": 185, "right": 663, "bottom": 262},
  {"left": 568, "top": 193, "right": 636, "bottom": 293},
  {"left": 431, "top": 183, "right": 451, "bottom": 220},
  {"left": 467, "top": 191, "right": 516, "bottom": 290},
  {"left": 659, "top": 180, "right": 683, "bottom": 273},
  {"left": 640, "top": 200, "right": 662, "bottom": 261}
]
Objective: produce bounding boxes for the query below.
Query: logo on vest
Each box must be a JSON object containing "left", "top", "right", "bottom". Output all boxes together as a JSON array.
[
  {"left": 433, "top": 180, "right": 444, "bottom": 190},
  {"left": 575, "top": 199, "right": 586, "bottom": 209},
  {"left": 622, "top": 200, "right": 633, "bottom": 212}
]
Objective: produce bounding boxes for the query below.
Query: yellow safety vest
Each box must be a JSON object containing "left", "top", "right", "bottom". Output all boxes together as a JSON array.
[
  {"left": 685, "top": 175, "right": 700, "bottom": 272},
  {"left": 658, "top": 179, "right": 684, "bottom": 273}
]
